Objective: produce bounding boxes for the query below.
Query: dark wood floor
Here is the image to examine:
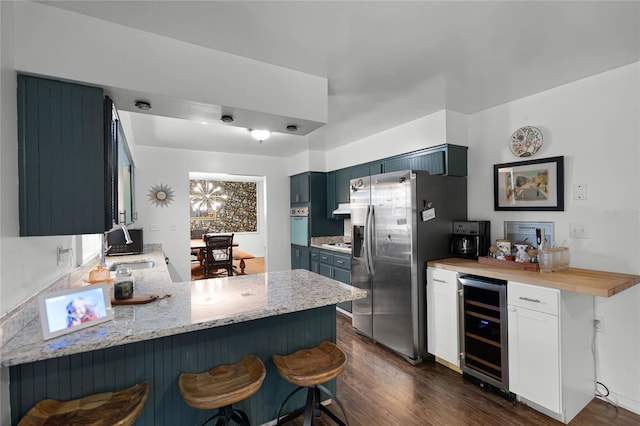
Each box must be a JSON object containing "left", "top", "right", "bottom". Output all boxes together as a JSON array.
[{"left": 286, "top": 312, "right": 640, "bottom": 426}]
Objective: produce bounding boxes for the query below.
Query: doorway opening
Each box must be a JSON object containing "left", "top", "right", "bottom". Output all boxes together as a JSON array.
[{"left": 188, "top": 172, "right": 266, "bottom": 278}]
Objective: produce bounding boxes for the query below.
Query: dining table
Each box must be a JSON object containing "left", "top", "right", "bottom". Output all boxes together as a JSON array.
[{"left": 190, "top": 238, "right": 239, "bottom": 250}]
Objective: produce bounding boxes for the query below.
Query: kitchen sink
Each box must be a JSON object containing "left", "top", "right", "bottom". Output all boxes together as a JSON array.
[{"left": 108, "top": 260, "right": 155, "bottom": 271}]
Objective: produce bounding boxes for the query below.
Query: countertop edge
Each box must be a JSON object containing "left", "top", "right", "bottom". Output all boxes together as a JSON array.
[
  {"left": 427, "top": 258, "right": 640, "bottom": 298},
  {"left": 0, "top": 252, "right": 366, "bottom": 367}
]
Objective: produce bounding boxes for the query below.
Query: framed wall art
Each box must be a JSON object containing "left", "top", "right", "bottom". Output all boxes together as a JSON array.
[{"left": 494, "top": 156, "right": 564, "bottom": 211}]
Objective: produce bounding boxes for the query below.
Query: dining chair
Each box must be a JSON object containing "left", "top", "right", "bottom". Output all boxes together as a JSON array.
[
  {"left": 203, "top": 233, "right": 234, "bottom": 278},
  {"left": 190, "top": 229, "right": 207, "bottom": 264}
]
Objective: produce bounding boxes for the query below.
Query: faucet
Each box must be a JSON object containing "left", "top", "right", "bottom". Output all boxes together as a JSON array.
[{"left": 100, "top": 224, "right": 133, "bottom": 266}]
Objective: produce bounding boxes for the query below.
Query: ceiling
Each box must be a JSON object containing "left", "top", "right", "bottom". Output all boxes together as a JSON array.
[{"left": 43, "top": 1, "right": 640, "bottom": 158}]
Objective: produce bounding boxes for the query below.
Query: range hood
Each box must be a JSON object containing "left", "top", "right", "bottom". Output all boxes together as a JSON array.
[{"left": 332, "top": 203, "right": 351, "bottom": 215}]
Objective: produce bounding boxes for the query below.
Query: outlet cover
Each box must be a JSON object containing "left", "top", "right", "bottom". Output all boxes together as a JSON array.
[
  {"left": 569, "top": 222, "right": 589, "bottom": 239},
  {"left": 572, "top": 184, "right": 587, "bottom": 200}
]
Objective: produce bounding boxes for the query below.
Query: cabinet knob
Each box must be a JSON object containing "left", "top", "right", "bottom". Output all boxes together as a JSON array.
[{"left": 508, "top": 306, "right": 517, "bottom": 312}]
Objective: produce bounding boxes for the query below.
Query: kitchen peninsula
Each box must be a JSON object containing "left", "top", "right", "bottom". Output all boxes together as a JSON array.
[{"left": 1, "top": 246, "right": 366, "bottom": 425}]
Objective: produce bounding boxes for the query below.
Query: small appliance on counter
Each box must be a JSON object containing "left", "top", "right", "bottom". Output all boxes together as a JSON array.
[
  {"left": 450, "top": 221, "right": 490, "bottom": 259},
  {"left": 107, "top": 228, "right": 143, "bottom": 255}
]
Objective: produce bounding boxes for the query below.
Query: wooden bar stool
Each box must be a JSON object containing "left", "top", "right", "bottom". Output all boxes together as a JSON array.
[
  {"left": 179, "top": 354, "right": 266, "bottom": 425},
  {"left": 272, "top": 341, "right": 349, "bottom": 426},
  {"left": 18, "top": 382, "right": 148, "bottom": 426}
]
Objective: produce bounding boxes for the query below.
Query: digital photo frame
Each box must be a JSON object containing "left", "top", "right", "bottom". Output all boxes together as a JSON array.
[{"left": 38, "top": 283, "right": 114, "bottom": 340}]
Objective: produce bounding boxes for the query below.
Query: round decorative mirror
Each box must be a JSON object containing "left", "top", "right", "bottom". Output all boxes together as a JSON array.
[{"left": 148, "top": 183, "right": 174, "bottom": 207}]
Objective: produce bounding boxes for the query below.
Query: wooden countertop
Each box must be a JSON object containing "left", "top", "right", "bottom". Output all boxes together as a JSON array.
[{"left": 427, "top": 258, "right": 640, "bottom": 298}]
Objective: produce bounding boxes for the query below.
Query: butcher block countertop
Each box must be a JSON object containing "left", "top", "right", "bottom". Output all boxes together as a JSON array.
[{"left": 427, "top": 257, "right": 640, "bottom": 298}]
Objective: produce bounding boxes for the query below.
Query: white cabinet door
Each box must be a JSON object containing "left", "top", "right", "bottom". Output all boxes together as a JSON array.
[
  {"left": 508, "top": 304, "right": 561, "bottom": 413},
  {"left": 427, "top": 268, "right": 459, "bottom": 367}
]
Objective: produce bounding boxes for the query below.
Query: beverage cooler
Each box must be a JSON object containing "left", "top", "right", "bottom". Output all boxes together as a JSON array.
[{"left": 458, "top": 275, "right": 515, "bottom": 400}]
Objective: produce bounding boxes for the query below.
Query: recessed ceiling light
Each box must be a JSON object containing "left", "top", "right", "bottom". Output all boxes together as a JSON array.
[
  {"left": 286, "top": 125, "right": 298, "bottom": 132},
  {"left": 134, "top": 100, "right": 152, "bottom": 111},
  {"left": 220, "top": 115, "right": 234, "bottom": 123}
]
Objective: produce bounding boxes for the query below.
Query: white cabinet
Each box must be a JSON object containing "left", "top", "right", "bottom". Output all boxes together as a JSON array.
[
  {"left": 427, "top": 267, "right": 459, "bottom": 368},
  {"left": 507, "top": 281, "right": 594, "bottom": 424}
]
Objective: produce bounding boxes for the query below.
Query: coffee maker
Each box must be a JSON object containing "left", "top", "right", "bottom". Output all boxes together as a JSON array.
[{"left": 450, "top": 221, "right": 490, "bottom": 259}]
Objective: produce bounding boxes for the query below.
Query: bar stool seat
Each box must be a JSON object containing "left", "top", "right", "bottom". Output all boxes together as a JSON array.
[
  {"left": 18, "top": 382, "right": 149, "bottom": 426},
  {"left": 179, "top": 354, "right": 266, "bottom": 425},
  {"left": 272, "top": 341, "right": 349, "bottom": 425}
]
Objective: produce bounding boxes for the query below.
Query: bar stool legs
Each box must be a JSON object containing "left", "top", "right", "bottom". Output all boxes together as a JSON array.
[
  {"left": 272, "top": 341, "right": 349, "bottom": 426},
  {"left": 201, "top": 405, "right": 250, "bottom": 426},
  {"left": 276, "top": 383, "right": 349, "bottom": 426}
]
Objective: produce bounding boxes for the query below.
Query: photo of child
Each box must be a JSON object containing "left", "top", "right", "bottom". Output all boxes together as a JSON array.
[
  {"left": 41, "top": 285, "right": 111, "bottom": 338},
  {"left": 66, "top": 297, "right": 100, "bottom": 327}
]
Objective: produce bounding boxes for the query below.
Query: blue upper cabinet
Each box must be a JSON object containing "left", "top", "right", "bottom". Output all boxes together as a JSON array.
[
  {"left": 17, "top": 75, "right": 113, "bottom": 236},
  {"left": 290, "top": 173, "right": 310, "bottom": 204}
]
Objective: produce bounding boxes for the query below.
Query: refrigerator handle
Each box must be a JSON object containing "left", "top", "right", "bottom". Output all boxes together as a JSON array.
[{"left": 367, "top": 205, "right": 375, "bottom": 275}]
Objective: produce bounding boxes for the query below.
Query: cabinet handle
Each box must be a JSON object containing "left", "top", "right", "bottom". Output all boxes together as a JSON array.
[
  {"left": 433, "top": 278, "right": 447, "bottom": 283},
  {"left": 336, "top": 260, "right": 344, "bottom": 265},
  {"left": 519, "top": 296, "right": 541, "bottom": 303}
]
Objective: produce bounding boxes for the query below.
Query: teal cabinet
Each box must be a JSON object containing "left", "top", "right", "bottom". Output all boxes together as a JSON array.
[
  {"left": 368, "top": 160, "right": 384, "bottom": 176},
  {"left": 291, "top": 244, "right": 310, "bottom": 270},
  {"left": 335, "top": 169, "right": 351, "bottom": 205},
  {"left": 17, "top": 74, "right": 112, "bottom": 236},
  {"left": 310, "top": 249, "right": 320, "bottom": 273},
  {"left": 382, "top": 144, "right": 468, "bottom": 176},
  {"left": 326, "top": 163, "right": 375, "bottom": 218},
  {"left": 290, "top": 173, "right": 310, "bottom": 204},
  {"left": 316, "top": 249, "right": 352, "bottom": 312},
  {"left": 383, "top": 156, "right": 413, "bottom": 173},
  {"left": 291, "top": 172, "right": 342, "bottom": 238}
]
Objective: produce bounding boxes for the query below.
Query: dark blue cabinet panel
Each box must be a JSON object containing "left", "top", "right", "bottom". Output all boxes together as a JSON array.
[
  {"left": 17, "top": 75, "right": 111, "bottom": 235},
  {"left": 10, "top": 307, "right": 337, "bottom": 426},
  {"left": 291, "top": 244, "right": 310, "bottom": 270}
]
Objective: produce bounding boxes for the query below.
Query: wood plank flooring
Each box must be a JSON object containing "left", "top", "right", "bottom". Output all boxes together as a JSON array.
[
  {"left": 283, "top": 312, "right": 640, "bottom": 425},
  {"left": 191, "top": 257, "right": 264, "bottom": 280}
]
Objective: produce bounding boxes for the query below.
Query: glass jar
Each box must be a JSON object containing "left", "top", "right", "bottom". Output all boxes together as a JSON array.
[
  {"left": 559, "top": 247, "right": 570, "bottom": 270},
  {"left": 114, "top": 266, "right": 135, "bottom": 300},
  {"left": 551, "top": 248, "right": 562, "bottom": 272},
  {"left": 538, "top": 249, "right": 554, "bottom": 273}
]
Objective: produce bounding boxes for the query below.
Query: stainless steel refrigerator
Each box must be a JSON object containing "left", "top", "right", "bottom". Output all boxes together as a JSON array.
[{"left": 350, "top": 170, "right": 467, "bottom": 363}]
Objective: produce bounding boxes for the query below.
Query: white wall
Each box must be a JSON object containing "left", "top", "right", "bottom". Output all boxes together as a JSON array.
[
  {"left": 134, "top": 146, "right": 290, "bottom": 282},
  {"left": 13, "top": 2, "right": 327, "bottom": 126},
  {"left": 1, "top": 0, "right": 639, "bottom": 419},
  {"left": 306, "top": 63, "right": 640, "bottom": 414},
  {"left": 467, "top": 63, "right": 640, "bottom": 413},
  {"left": 324, "top": 110, "right": 450, "bottom": 171}
]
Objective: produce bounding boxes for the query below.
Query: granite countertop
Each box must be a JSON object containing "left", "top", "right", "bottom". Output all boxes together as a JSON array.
[
  {"left": 0, "top": 248, "right": 367, "bottom": 367},
  {"left": 310, "top": 236, "right": 352, "bottom": 254}
]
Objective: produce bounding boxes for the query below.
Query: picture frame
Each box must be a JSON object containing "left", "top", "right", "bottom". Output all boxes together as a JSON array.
[
  {"left": 38, "top": 283, "right": 114, "bottom": 340},
  {"left": 493, "top": 156, "right": 564, "bottom": 211}
]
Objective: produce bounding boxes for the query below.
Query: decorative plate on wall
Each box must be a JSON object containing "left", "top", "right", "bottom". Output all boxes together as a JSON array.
[
  {"left": 148, "top": 183, "right": 175, "bottom": 208},
  {"left": 509, "top": 126, "right": 543, "bottom": 157}
]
